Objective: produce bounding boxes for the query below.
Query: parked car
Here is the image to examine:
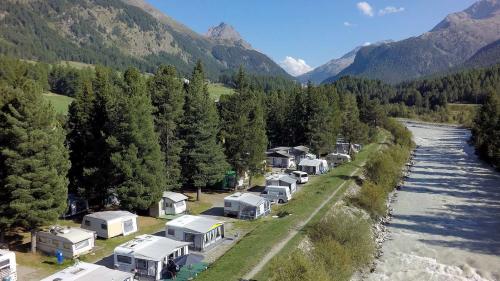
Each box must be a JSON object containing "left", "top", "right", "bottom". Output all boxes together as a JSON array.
[
  {"left": 291, "top": 171, "right": 309, "bottom": 184},
  {"left": 260, "top": 185, "right": 292, "bottom": 204}
]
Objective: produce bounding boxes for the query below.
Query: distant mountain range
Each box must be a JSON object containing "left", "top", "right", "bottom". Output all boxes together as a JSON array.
[
  {"left": 297, "top": 41, "right": 392, "bottom": 84},
  {"left": 321, "top": 0, "right": 500, "bottom": 84},
  {"left": 0, "top": 0, "right": 291, "bottom": 80}
]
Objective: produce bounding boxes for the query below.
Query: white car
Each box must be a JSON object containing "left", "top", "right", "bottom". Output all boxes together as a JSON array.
[{"left": 292, "top": 171, "right": 309, "bottom": 184}]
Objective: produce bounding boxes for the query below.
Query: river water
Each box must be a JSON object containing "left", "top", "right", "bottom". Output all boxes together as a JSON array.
[{"left": 367, "top": 121, "right": 500, "bottom": 281}]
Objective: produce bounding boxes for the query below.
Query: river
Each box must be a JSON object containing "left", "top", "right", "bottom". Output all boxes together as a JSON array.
[{"left": 367, "top": 121, "right": 500, "bottom": 281}]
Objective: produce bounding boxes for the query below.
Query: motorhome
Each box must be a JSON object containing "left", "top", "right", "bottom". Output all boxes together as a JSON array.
[
  {"left": 40, "top": 262, "right": 133, "bottom": 281},
  {"left": 291, "top": 171, "right": 309, "bottom": 184},
  {"left": 165, "top": 215, "right": 225, "bottom": 252},
  {"left": 260, "top": 185, "right": 292, "bottom": 204},
  {"left": 81, "top": 211, "right": 138, "bottom": 239},
  {"left": 37, "top": 226, "right": 95, "bottom": 259},
  {"left": 0, "top": 249, "right": 17, "bottom": 281},
  {"left": 114, "top": 235, "right": 190, "bottom": 281},
  {"left": 224, "top": 193, "right": 271, "bottom": 220}
]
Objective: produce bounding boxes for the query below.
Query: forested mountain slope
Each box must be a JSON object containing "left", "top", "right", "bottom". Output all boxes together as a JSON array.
[{"left": 0, "top": 0, "right": 291, "bottom": 80}]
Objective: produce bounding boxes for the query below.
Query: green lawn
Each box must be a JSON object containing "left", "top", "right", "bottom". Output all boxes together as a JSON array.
[
  {"left": 42, "top": 93, "right": 74, "bottom": 115},
  {"left": 207, "top": 83, "right": 234, "bottom": 100},
  {"left": 196, "top": 131, "right": 388, "bottom": 281}
]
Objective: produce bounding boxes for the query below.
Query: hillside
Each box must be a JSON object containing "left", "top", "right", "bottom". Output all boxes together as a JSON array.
[
  {"left": 464, "top": 39, "right": 500, "bottom": 68},
  {"left": 0, "top": 0, "right": 290, "bottom": 80},
  {"left": 326, "top": 0, "right": 500, "bottom": 84}
]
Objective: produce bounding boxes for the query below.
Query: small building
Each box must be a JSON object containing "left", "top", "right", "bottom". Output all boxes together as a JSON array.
[
  {"left": 62, "top": 194, "right": 89, "bottom": 218},
  {"left": 81, "top": 211, "right": 138, "bottom": 239},
  {"left": 149, "top": 191, "right": 188, "bottom": 217},
  {"left": 266, "top": 150, "right": 295, "bottom": 168},
  {"left": 265, "top": 174, "right": 297, "bottom": 194},
  {"left": 40, "top": 262, "right": 133, "bottom": 281},
  {"left": 165, "top": 215, "right": 224, "bottom": 252},
  {"left": 298, "top": 157, "right": 329, "bottom": 175},
  {"left": 335, "top": 142, "right": 361, "bottom": 155},
  {"left": 37, "top": 226, "right": 95, "bottom": 259},
  {"left": 326, "top": 153, "right": 352, "bottom": 168},
  {"left": 224, "top": 193, "right": 271, "bottom": 220},
  {"left": 114, "top": 235, "right": 190, "bottom": 281},
  {"left": 0, "top": 249, "right": 17, "bottom": 281}
]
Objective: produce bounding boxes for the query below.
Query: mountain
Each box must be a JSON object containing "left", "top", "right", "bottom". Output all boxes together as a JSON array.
[
  {"left": 325, "top": 0, "right": 500, "bottom": 84},
  {"left": 0, "top": 0, "right": 291, "bottom": 80},
  {"left": 298, "top": 41, "right": 392, "bottom": 84},
  {"left": 206, "top": 22, "right": 252, "bottom": 50},
  {"left": 464, "top": 38, "right": 500, "bottom": 68}
]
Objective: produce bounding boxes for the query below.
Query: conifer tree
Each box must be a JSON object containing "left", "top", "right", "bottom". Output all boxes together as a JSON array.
[
  {"left": 220, "top": 67, "right": 267, "bottom": 186},
  {"left": 149, "top": 65, "right": 185, "bottom": 190},
  {"left": 0, "top": 83, "right": 70, "bottom": 252},
  {"left": 472, "top": 92, "right": 500, "bottom": 168},
  {"left": 340, "top": 94, "right": 368, "bottom": 152},
  {"left": 181, "top": 61, "right": 228, "bottom": 200},
  {"left": 108, "top": 68, "right": 166, "bottom": 211}
]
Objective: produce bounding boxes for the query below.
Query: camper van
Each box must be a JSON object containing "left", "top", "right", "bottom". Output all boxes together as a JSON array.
[
  {"left": 81, "top": 211, "right": 138, "bottom": 239},
  {"left": 37, "top": 226, "right": 96, "bottom": 259},
  {"left": 40, "top": 262, "right": 133, "bottom": 281},
  {"left": 291, "top": 171, "right": 309, "bottom": 184},
  {"left": 260, "top": 185, "right": 292, "bottom": 204},
  {"left": 0, "top": 249, "right": 17, "bottom": 281},
  {"left": 114, "top": 235, "right": 190, "bottom": 281}
]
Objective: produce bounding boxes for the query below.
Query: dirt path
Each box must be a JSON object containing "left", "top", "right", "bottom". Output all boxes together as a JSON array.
[
  {"left": 367, "top": 121, "right": 500, "bottom": 281},
  {"left": 243, "top": 151, "right": 375, "bottom": 279}
]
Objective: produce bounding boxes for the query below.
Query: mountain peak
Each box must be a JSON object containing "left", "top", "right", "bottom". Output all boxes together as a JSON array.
[
  {"left": 432, "top": 0, "right": 500, "bottom": 31},
  {"left": 206, "top": 22, "right": 252, "bottom": 49}
]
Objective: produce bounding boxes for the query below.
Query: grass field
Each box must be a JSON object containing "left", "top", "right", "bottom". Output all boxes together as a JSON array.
[
  {"left": 208, "top": 83, "right": 234, "bottom": 100},
  {"left": 197, "top": 131, "right": 388, "bottom": 281},
  {"left": 42, "top": 93, "right": 74, "bottom": 115}
]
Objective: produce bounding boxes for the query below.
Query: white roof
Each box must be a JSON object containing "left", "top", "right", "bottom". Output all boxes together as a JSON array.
[
  {"left": 40, "top": 262, "right": 133, "bottom": 281},
  {"left": 84, "top": 211, "right": 137, "bottom": 222},
  {"left": 114, "top": 235, "right": 190, "bottom": 261},
  {"left": 166, "top": 215, "right": 223, "bottom": 234},
  {"left": 329, "top": 152, "right": 351, "bottom": 159},
  {"left": 39, "top": 227, "right": 95, "bottom": 244},
  {"left": 163, "top": 191, "right": 188, "bottom": 202},
  {"left": 266, "top": 174, "right": 297, "bottom": 185},
  {"left": 0, "top": 249, "right": 15, "bottom": 260},
  {"left": 224, "top": 193, "right": 267, "bottom": 207},
  {"left": 299, "top": 158, "right": 323, "bottom": 167}
]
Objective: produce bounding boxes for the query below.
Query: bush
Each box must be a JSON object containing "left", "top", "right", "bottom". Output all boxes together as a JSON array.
[
  {"left": 269, "top": 250, "right": 330, "bottom": 281},
  {"left": 350, "top": 181, "right": 387, "bottom": 218}
]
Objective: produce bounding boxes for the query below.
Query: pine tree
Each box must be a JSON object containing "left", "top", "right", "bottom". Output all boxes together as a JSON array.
[
  {"left": 340, "top": 94, "right": 368, "bottom": 153},
  {"left": 220, "top": 67, "right": 267, "bottom": 186},
  {"left": 472, "top": 91, "right": 500, "bottom": 168},
  {"left": 149, "top": 65, "right": 185, "bottom": 190},
  {"left": 66, "top": 66, "right": 116, "bottom": 208},
  {"left": 108, "top": 68, "right": 166, "bottom": 211},
  {"left": 0, "top": 83, "right": 70, "bottom": 252},
  {"left": 181, "top": 61, "right": 228, "bottom": 200}
]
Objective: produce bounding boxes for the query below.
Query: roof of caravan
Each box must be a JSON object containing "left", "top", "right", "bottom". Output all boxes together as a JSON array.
[
  {"left": 224, "top": 192, "right": 267, "bottom": 207},
  {"left": 266, "top": 150, "right": 293, "bottom": 158},
  {"left": 266, "top": 174, "right": 297, "bottom": 185},
  {"left": 166, "top": 215, "right": 223, "bottom": 234},
  {"left": 114, "top": 234, "right": 190, "bottom": 262},
  {"left": 84, "top": 211, "right": 137, "bottom": 222},
  {"left": 299, "top": 158, "right": 323, "bottom": 167},
  {"left": 39, "top": 227, "right": 95, "bottom": 244},
  {"left": 163, "top": 191, "right": 188, "bottom": 202},
  {"left": 0, "top": 249, "right": 15, "bottom": 259},
  {"left": 293, "top": 145, "right": 310, "bottom": 152},
  {"left": 40, "top": 262, "right": 133, "bottom": 281}
]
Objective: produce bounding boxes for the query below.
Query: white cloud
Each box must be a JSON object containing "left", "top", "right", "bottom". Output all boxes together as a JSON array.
[
  {"left": 379, "top": 6, "right": 405, "bottom": 16},
  {"left": 344, "top": 21, "right": 355, "bottom": 27},
  {"left": 280, "top": 56, "right": 313, "bottom": 76},
  {"left": 357, "top": 2, "right": 374, "bottom": 17}
]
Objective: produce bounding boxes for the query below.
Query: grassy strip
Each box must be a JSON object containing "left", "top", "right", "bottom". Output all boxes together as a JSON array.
[
  {"left": 197, "top": 131, "right": 388, "bottom": 281},
  {"left": 42, "top": 92, "right": 74, "bottom": 115}
]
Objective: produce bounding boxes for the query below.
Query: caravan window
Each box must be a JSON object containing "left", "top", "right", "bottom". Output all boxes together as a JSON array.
[
  {"left": 84, "top": 220, "right": 90, "bottom": 226},
  {"left": 101, "top": 223, "right": 107, "bottom": 230},
  {"left": 136, "top": 259, "right": 147, "bottom": 270},
  {"left": 224, "top": 202, "right": 231, "bottom": 207},
  {"left": 74, "top": 239, "right": 90, "bottom": 250},
  {"left": 52, "top": 240, "right": 59, "bottom": 246},
  {"left": 0, "top": 259, "right": 10, "bottom": 269},
  {"left": 167, "top": 228, "right": 175, "bottom": 236},
  {"left": 123, "top": 219, "right": 134, "bottom": 233},
  {"left": 63, "top": 243, "right": 72, "bottom": 250},
  {"left": 117, "top": 255, "right": 132, "bottom": 264}
]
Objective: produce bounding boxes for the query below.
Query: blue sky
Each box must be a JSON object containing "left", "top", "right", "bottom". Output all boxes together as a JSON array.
[{"left": 148, "top": 0, "right": 476, "bottom": 75}]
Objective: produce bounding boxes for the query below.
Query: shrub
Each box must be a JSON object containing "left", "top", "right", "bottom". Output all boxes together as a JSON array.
[
  {"left": 350, "top": 181, "right": 387, "bottom": 218},
  {"left": 269, "top": 250, "right": 330, "bottom": 281}
]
